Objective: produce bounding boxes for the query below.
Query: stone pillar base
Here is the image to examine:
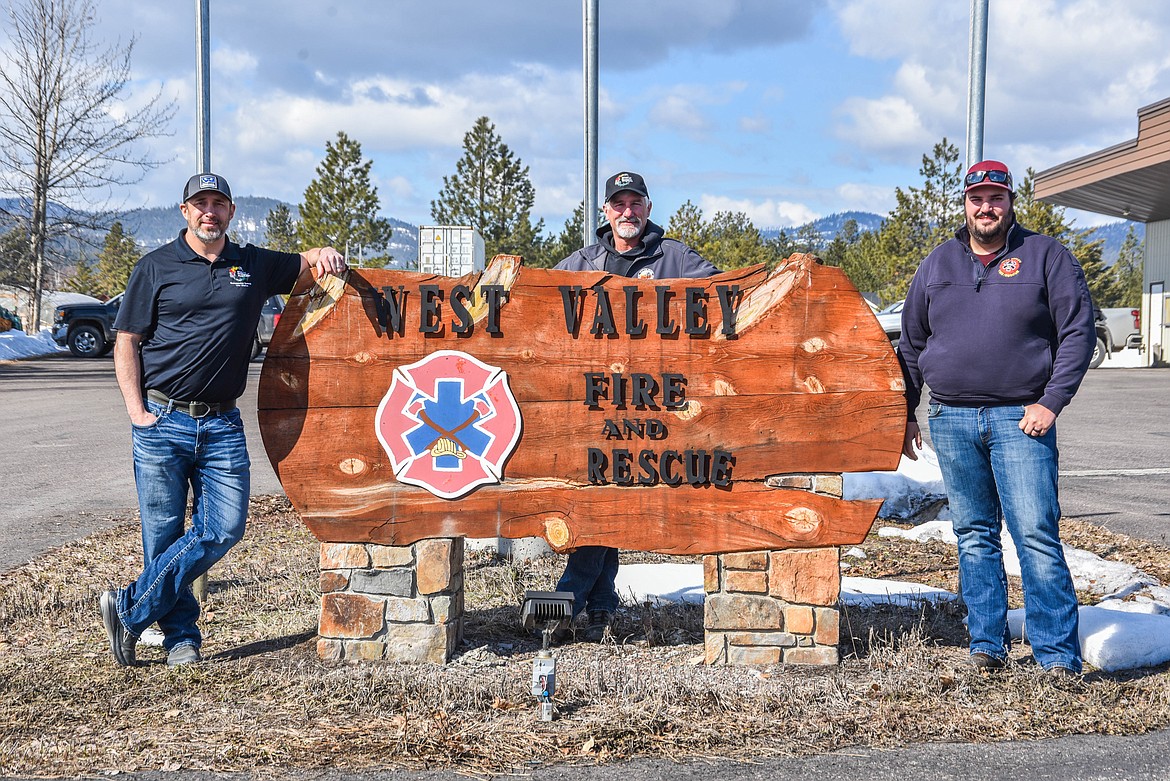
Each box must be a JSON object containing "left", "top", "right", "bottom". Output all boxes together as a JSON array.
[
  {"left": 704, "top": 547, "right": 840, "bottom": 665},
  {"left": 316, "top": 538, "right": 464, "bottom": 663}
]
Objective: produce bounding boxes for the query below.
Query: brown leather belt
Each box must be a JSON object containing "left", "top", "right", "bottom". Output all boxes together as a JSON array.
[{"left": 146, "top": 389, "right": 237, "bottom": 419}]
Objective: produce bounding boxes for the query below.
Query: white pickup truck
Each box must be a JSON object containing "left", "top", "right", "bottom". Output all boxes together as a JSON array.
[{"left": 1092, "top": 307, "right": 1141, "bottom": 368}]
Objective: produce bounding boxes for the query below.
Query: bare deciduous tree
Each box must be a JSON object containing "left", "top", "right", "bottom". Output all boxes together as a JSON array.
[{"left": 0, "top": 0, "right": 174, "bottom": 329}]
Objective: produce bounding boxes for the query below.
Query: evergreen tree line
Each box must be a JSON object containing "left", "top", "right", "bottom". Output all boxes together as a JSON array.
[{"left": 54, "top": 122, "right": 1143, "bottom": 311}]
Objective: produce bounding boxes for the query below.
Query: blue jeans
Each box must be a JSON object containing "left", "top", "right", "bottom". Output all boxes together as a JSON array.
[
  {"left": 928, "top": 402, "right": 1081, "bottom": 672},
  {"left": 115, "top": 399, "right": 250, "bottom": 651},
  {"left": 556, "top": 546, "right": 619, "bottom": 618}
]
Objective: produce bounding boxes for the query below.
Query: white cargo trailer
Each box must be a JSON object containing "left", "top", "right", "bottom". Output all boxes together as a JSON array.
[{"left": 417, "top": 226, "right": 486, "bottom": 276}]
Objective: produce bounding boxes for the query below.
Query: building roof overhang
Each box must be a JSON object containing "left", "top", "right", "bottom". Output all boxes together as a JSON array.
[{"left": 1034, "top": 97, "right": 1170, "bottom": 223}]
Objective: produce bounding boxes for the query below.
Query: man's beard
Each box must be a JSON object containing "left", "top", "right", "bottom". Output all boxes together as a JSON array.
[
  {"left": 192, "top": 225, "right": 224, "bottom": 242},
  {"left": 968, "top": 211, "right": 1011, "bottom": 247},
  {"left": 615, "top": 219, "right": 642, "bottom": 240}
]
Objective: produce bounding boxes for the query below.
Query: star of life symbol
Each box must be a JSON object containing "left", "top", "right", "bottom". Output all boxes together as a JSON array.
[{"left": 375, "top": 350, "right": 522, "bottom": 499}]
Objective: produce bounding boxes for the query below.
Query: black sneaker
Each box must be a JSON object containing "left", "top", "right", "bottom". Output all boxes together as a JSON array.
[
  {"left": 99, "top": 590, "right": 137, "bottom": 666},
  {"left": 583, "top": 610, "right": 612, "bottom": 643},
  {"left": 969, "top": 652, "right": 1006, "bottom": 671}
]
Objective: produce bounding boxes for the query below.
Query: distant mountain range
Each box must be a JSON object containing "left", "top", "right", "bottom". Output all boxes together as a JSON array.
[
  {"left": 118, "top": 197, "right": 420, "bottom": 268},
  {"left": 759, "top": 211, "right": 1144, "bottom": 264},
  {"left": 1, "top": 199, "right": 1145, "bottom": 266}
]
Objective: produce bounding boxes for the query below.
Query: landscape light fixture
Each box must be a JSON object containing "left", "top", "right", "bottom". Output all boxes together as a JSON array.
[{"left": 521, "top": 590, "right": 574, "bottom": 721}]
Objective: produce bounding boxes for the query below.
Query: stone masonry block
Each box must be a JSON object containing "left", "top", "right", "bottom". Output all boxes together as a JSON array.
[
  {"left": 345, "top": 640, "right": 388, "bottom": 662},
  {"left": 769, "top": 548, "right": 840, "bottom": 605},
  {"left": 722, "top": 551, "right": 768, "bottom": 570},
  {"left": 784, "top": 606, "right": 815, "bottom": 635},
  {"left": 319, "top": 542, "right": 370, "bottom": 570},
  {"left": 784, "top": 646, "right": 839, "bottom": 665},
  {"left": 319, "top": 571, "right": 350, "bottom": 593},
  {"left": 369, "top": 544, "right": 415, "bottom": 569},
  {"left": 319, "top": 593, "right": 385, "bottom": 639},
  {"left": 430, "top": 595, "right": 458, "bottom": 624},
  {"left": 705, "top": 632, "right": 728, "bottom": 665},
  {"left": 814, "top": 608, "right": 840, "bottom": 646},
  {"left": 703, "top": 555, "right": 720, "bottom": 593},
  {"left": 383, "top": 622, "right": 452, "bottom": 664},
  {"left": 705, "top": 594, "right": 784, "bottom": 631},
  {"left": 416, "top": 538, "right": 455, "bottom": 595},
  {"left": 316, "top": 638, "right": 344, "bottom": 662},
  {"left": 727, "top": 631, "right": 797, "bottom": 648},
  {"left": 813, "top": 474, "right": 843, "bottom": 498},
  {"left": 727, "top": 645, "right": 782, "bottom": 666},
  {"left": 765, "top": 474, "right": 813, "bottom": 490},
  {"left": 350, "top": 569, "right": 414, "bottom": 597},
  {"left": 724, "top": 570, "right": 768, "bottom": 594},
  {"left": 384, "top": 596, "right": 432, "bottom": 623}
]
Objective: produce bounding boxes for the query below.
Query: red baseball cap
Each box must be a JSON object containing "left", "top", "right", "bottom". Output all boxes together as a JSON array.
[{"left": 964, "top": 160, "right": 1013, "bottom": 193}]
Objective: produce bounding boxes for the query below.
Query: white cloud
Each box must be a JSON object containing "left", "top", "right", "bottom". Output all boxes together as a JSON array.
[
  {"left": 696, "top": 194, "right": 818, "bottom": 229},
  {"left": 834, "top": 95, "right": 932, "bottom": 156}
]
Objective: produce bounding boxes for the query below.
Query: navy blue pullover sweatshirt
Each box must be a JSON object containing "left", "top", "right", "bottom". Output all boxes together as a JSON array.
[
  {"left": 899, "top": 221, "right": 1095, "bottom": 422},
  {"left": 555, "top": 220, "right": 718, "bottom": 279}
]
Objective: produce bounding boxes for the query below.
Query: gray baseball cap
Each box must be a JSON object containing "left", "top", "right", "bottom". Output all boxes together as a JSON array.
[{"left": 183, "top": 173, "right": 233, "bottom": 203}]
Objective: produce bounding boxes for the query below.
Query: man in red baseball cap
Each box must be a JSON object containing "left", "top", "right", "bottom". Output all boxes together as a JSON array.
[{"left": 899, "top": 158, "right": 1095, "bottom": 678}]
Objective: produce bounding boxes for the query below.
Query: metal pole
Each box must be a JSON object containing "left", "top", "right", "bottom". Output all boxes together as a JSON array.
[
  {"left": 965, "top": 0, "right": 989, "bottom": 172},
  {"left": 195, "top": 0, "right": 212, "bottom": 173},
  {"left": 582, "top": 0, "right": 599, "bottom": 247},
  {"left": 192, "top": 0, "right": 212, "bottom": 607}
]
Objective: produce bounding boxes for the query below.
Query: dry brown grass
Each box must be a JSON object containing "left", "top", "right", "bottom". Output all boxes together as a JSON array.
[{"left": 1, "top": 497, "right": 1168, "bottom": 776}]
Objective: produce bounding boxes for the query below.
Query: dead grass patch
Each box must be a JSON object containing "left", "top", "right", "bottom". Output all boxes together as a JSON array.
[{"left": 1, "top": 498, "right": 1168, "bottom": 776}]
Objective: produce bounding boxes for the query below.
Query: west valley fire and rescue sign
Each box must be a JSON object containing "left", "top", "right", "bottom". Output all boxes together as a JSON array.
[{"left": 257, "top": 255, "right": 905, "bottom": 556}]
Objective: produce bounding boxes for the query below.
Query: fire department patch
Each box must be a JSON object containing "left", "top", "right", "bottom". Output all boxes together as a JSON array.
[
  {"left": 635, "top": 267, "right": 655, "bottom": 279},
  {"left": 375, "top": 350, "right": 522, "bottom": 499},
  {"left": 999, "top": 258, "right": 1022, "bottom": 277}
]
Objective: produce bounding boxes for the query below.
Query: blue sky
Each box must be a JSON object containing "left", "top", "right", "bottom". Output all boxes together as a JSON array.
[{"left": 15, "top": 0, "right": 1170, "bottom": 232}]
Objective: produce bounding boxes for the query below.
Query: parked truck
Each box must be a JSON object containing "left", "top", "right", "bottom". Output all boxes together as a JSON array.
[
  {"left": 52, "top": 293, "right": 284, "bottom": 359},
  {"left": 1091, "top": 306, "right": 1141, "bottom": 368}
]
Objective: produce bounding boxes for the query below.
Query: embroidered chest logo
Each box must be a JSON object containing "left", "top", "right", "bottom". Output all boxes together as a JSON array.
[
  {"left": 999, "top": 258, "right": 1022, "bottom": 278},
  {"left": 228, "top": 266, "right": 252, "bottom": 286},
  {"left": 375, "top": 350, "right": 522, "bottom": 499},
  {"left": 635, "top": 267, "right": 655, "bottom": 279}
]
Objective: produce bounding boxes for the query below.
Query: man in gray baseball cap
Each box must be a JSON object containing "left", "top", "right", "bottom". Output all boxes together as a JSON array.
[{"left": 552, "top": 171, "right": 718, "bottom": 642}]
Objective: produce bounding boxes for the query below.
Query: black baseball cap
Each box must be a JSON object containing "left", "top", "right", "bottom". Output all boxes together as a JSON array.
[
  {"left": 183, "top": 173, "right": 233, "bottom": 203},
  {"left": 604, "top": 171, "right": 649, "bottom": 202}
]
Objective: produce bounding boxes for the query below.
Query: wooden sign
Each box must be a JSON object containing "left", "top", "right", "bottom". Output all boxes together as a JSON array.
[{"left": 257, "top": 254, "right": 905, "bottom": 555}]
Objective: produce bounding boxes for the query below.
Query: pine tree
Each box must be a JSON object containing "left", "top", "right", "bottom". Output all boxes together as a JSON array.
[
  {"left": 821, "top": 219, "right": 860, "bottom": 268},
  {"left": 63, "top": 255, "right": 99, "bottom": 295},
  {"left": 299, "top": 131, "right": 393, "bottom": 263},
  {"left": 665, "top": 200, "right": 706, "bottom": 249},
  {"left": 431, "top": 116, "right": 544, "bottom": 261},
  {"left": 535, "top": 202, "right": 588, "bottom": 268},
  {"left": 839, "top": 138, "right": 963, "bottom": 301},
  {"left": 93, "top": 221, "right": 139, "bottom": 297},
  {"left": 1113, "top": 226, "right": 1144, "bottom": 309},
  {"left": 264, "top": 203, "right": 300, "bottom": 253}
]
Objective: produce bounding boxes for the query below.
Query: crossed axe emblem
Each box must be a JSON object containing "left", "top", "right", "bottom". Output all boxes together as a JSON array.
[{"left": 418, "top": 409, "right": 480, "bottom": 459}]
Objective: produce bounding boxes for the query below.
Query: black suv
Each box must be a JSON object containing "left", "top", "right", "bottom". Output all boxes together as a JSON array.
[{"left": 52, "top": 294, "right": 285, "bottom": 359}]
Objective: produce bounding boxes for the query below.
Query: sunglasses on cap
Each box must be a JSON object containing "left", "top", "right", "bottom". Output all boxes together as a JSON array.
[{"left": 964, "top": 169, "right": 1013, "bottom": 189}]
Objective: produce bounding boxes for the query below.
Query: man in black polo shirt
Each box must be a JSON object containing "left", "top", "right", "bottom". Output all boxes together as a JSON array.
[{"left": 100, "top": 172, "right": 347, "bottom": 667}]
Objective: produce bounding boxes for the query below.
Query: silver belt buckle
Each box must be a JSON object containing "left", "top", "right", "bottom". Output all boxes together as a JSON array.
[{"left": 189, "top": 401, "right": 213, "bottom": 418}]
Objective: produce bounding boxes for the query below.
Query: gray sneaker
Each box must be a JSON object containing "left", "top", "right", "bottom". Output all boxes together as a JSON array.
[
  {"left": 99, "top": 590, "right": 137, "bottom": 666},
  {"left": 167, "top": 643, "right": 202, "bottom": 667}
]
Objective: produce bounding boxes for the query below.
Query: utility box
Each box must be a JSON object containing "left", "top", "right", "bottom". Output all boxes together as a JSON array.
[{"left": 418, "top": 226, "right": 486, "bottom": 276}]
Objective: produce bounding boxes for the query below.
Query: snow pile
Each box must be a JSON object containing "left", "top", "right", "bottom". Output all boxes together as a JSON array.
[{"left": 0, "top": 328, "right": 64, "bottom": 360}]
